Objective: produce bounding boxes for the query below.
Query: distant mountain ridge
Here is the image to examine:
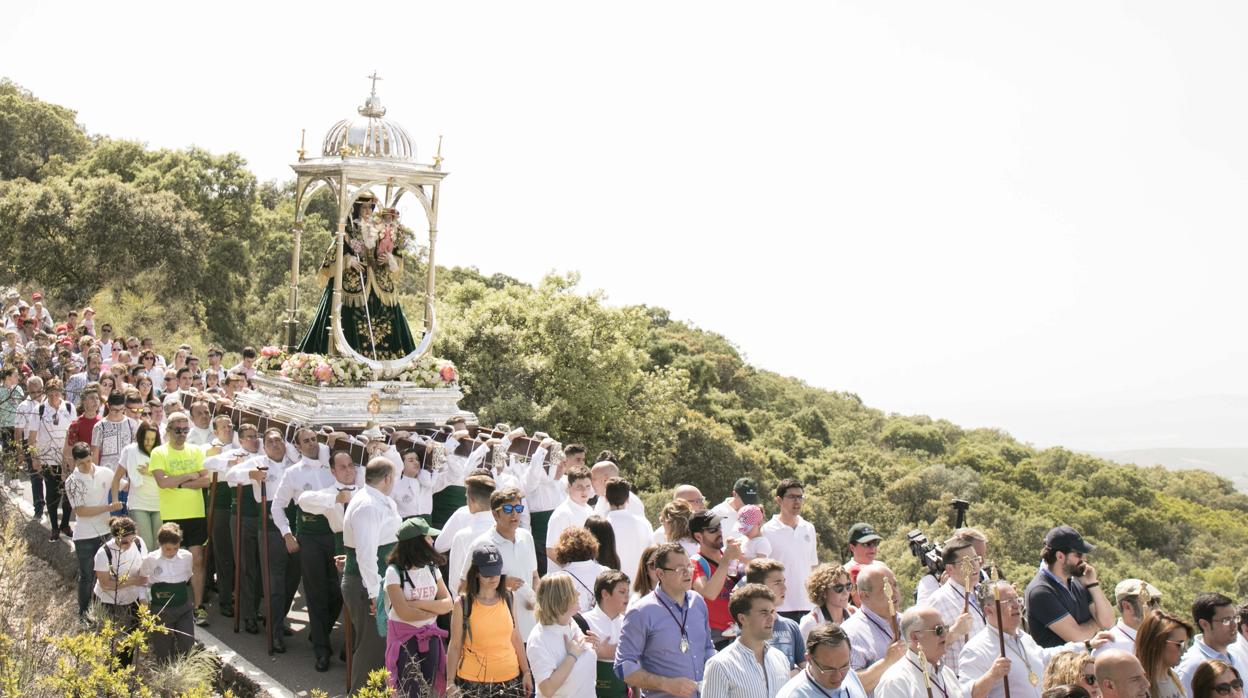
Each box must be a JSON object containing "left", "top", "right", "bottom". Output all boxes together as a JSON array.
[{"left": 1092, "top": 447, "right": 1248, "bottom": 492}]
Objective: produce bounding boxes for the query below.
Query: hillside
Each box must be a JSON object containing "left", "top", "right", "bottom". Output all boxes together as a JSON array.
[
  {"left": 3, "top": 77, "right": 1248, "bottom": 612},
  {"left": 1095, "top": 448, "right": 1248, "bottom": 493}
]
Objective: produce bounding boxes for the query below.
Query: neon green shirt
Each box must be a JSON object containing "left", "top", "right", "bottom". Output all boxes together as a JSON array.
[{"left": 150, "top": 443, "right": 206, "bottom": 520}]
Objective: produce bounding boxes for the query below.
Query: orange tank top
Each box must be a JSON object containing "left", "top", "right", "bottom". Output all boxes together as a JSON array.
[{"left": 457, "top": 595, "right": 520, "bottom": 683}]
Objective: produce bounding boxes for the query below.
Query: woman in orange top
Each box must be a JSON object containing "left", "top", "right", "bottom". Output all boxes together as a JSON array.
[{"left": 447, "top": 543, "right": 532, "bottom": 697}]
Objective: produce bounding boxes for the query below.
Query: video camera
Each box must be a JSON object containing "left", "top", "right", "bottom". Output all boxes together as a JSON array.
[{"left": 906, "top": 499, "right": 972, "bottom": 577}]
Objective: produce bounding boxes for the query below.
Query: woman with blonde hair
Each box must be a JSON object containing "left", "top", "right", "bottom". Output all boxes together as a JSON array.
[
  {"left": 1044, "top": 650, "right": 1101, "bottom": 698},
  {"left": 526, "top": 572, "right": 597, "bottom": 697},
  {"left": 659, "top": 499, "right": 697, "bottom": 557},
  {"left": 1136, "top": 610, "right": 1194, "bottom": 698}
]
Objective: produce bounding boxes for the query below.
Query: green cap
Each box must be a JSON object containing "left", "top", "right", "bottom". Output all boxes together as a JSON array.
[{"left": 397, "top": 517, "right": 441, "bottom": 541}]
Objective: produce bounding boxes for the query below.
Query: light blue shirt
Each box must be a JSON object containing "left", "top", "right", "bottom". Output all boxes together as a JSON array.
[
  {"left": 777, "top": 666, "right": 868, "bottom": 698},
  {"left": 1177, "top": 635, "right": 1237, "bottom": 697},
  {"left": 615, "top": 586, "right": 716, "bottom": 698}
]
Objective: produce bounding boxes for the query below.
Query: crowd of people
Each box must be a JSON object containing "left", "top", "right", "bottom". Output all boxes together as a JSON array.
[{"left": 3, "top": 290, "right": 1248, "bottom": 698}]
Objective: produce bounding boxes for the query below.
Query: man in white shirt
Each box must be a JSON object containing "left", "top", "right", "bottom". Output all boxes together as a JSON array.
[
  {"left": 1094, "top": 650, "right": 1153, "bottom": 698},
  {"left": 842, "top": 563, "right": 907, "bottom": 694},
  {"left": 1094, "top": 579, "right": 1161, "bottom": 657},
  {"left": 225, "top": 428, "right": 296, "bottom": 652},
  {"left": 341, "top": 457, "right": 402, "bottom": 693},
  {"left": 15, "top": 375, "right": 46, "bottom": 522},
  {"left": 464, "top": 486, "right": 540, "bottom": 637},
  {"left": 444, "top": 474, "right": 498, "bottom": 596},
  {"left": 590, "top": 460, "right": 646, "bottom": 518},
  {"left": 778, "top": 622, "right": 871, "bottom": 698},
  {"left": 650, "top": 483, "right": 709, "bottom": 545},
  {"left": 876, "top": 606, "right": 966, "bottom": 698},
  {"left": 710, "top": 477, "right": 759, "bottom": 535},
  {"left": 29, "top": 378, "right": 75, "bottom": 539},
  {"left": 702, "top": 583, "right": 792, "bottom": 697},
  {"left": 65, "top": 441, "right": 122, "bottom": 616},
  {"left": 605, "top": 477, "right": 653, "bottom": 580},
  {"left": 524, "top": 441, "right": 577, "bottom": 575},
  {"left": 546, "top": 464, "right": 594, "bottom": 567},
  {"left": 920, "top": 535, "right": 981, "bottom": 675},
  {"left": 761, "top": 478, "right": 818, "bottom": 624}
]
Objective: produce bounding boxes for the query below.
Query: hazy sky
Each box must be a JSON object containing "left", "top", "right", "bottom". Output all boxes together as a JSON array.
[{"left": 5, "top": 2, "right": 1247, "bottom": 452}]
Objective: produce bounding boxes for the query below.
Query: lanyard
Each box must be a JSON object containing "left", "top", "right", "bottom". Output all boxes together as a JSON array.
[
  {"left": 864, "top": 610, "right": 895, "bottom": 643},
  {"left": 657, "top": 592, "right": 690, "bottom": 644},
  {"left": 908, "top": 658, "right": 949, "bottom": 698}
]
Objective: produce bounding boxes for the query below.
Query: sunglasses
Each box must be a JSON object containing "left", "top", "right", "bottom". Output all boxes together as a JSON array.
[
  {"left": 832, "top": 583, "right": 857, "bottom": 593},
  {"left": 1214, "top": 681, "right": 1245, "bottom": 695},
  {"left": 496, "top": 503, "right": 525, "bottom": 514},
  {"left": 918, "top": 624, "right": 948, "bottom": 637},
  {"left": 703, "top": 525, "right": 721, "bottom": 534},
  {"left": 170, "top": 427, "right": 190, "bottom": 435}
]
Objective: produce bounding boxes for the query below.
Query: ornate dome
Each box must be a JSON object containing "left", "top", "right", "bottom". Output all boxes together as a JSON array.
[{"left": 321, "top": 77, "right": 415, "bottom": 160}]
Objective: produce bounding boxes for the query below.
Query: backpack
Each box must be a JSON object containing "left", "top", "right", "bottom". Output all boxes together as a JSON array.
[{"left": 375, "top": 562, "right": 441, "bottom": 638}]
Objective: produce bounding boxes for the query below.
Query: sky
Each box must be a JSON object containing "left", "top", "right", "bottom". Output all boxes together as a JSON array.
[{"left": 5, "top": 1, "right": 1247, "bottom": 453}]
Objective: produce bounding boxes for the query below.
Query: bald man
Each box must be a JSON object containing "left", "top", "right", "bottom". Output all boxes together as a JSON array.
[
  {"left": 1094, "top": 650, "right": 1151, "bottom": 698},
  {"left": 589, "top": 460, "right": 645, "bottom": 518},
  {"left": 842, "top": 563, "right": 907, "bottom": 693},
  {"left": 650, "top": 484, "right": 708, "bottom": 544}
]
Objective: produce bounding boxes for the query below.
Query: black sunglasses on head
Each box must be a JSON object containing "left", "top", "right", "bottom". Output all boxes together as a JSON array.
[{"left": 1215, "top": 681, "right": 1245, "bottom": 696}]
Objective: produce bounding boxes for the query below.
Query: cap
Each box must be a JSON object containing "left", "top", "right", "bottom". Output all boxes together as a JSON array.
[
  {"left": 689, "top": 510, "right": 723, "bottom": 535},
  {"left": 397, "top": 517, "right": 441, "bottom": 541},
  {"left": 31, "top": 292, "right": 41, "bottom": 301},
  {"left": 82, "top": 307, "right": 94, "bottom": 315},
  {"left": 1113, "top": 579, "right": 1160, "bottom": 603},
  {"left": 849, "top": 522, "right": 882, "bottom": 545},
  {"left": 471, "top": 543, "right": 504, "bottom": 577},
  {"left": 733, "top": 477, "right": 759, "bottom": 505},
  {"left": 1044, "top": 525, "right": 1094, "bottom": 554},
  {"left": 736, "top": 504, "right": 764, "bottom": 534}
]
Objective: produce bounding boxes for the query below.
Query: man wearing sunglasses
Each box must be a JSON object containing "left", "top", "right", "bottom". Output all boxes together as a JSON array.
[
  {"left": 151, "top": 413, "right": 214, "bottom": 627},
  {"left": 690, "top": 510, "right": 743, "bottom": 650},
  {"left": 960, "top": 580, "right": 1110, "bottom": 698},
  {"left": 1178, "top": 593, "right": 1241, "bottom": 696},
  {"left": 876, "top": 606, "right": 964, "bottom": 698},
  {"left": 464, "top": 486, "right": 540, "bottom": 638}
]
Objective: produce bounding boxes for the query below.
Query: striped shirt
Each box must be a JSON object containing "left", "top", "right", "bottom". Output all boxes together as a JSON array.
[{"left": 702, "top": 638, "right": 791, "bottom": 698}]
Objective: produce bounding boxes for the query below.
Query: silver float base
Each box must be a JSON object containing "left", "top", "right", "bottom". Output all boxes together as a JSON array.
[{"left": 236, "top": 374, "right": 476, "bottom": 429}]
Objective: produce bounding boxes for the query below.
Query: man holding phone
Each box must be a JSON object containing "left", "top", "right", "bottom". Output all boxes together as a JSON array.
[{"left": 1024, "top": 526, "right": 1115, "bottom": 648}]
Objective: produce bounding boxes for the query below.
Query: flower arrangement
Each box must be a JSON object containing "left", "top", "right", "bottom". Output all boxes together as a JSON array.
[
  {"left": 266, "top": 350, "right": 458, "bottom": 389},
  {"left": 257, "top": 346, "right": 287, "bottom": 373}
]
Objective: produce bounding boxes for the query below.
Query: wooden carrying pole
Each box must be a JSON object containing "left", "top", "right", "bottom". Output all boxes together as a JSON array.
[
  {"left": 233, "top": 484, "right": 244, "bottom": 634},
  {"left": 993, "top": 582, "right": 1012, "bottom": 698},
  {"left": 259, "top": 472, "right": 274, "bottom": 655}
]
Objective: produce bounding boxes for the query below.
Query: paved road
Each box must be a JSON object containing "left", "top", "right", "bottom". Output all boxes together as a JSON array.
[{"left": 7, "top": 477, "right": 358, "bottom": 698}]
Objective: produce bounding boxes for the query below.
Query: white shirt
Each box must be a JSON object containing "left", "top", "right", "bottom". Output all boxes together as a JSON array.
[
  {"left": 446, "top": 511, "right": 496, "bottom": 596},
  {"left": 702, "top": 638, "right": 792, "bottom": 698},
  {"left": 118, "top": 443, "right": 162, "bottom": 511},
  {"left": 607, "top": 508, "right": 654, "bottom": 580},
  {"left": 65, "top": 465, "right": 115, "bottom": 540},
  {"left": 876, "top": 651, "right": 964, "bottom": 698},
  {"left": 225, "top": 454, "right": 290, "bottom": 504},
  {"left": 391, "top": 470, "right": 434, "bottom": 518},
  {"left": 922, "top": 579, "right": 985, "bottom": 674},
  {"left": 711, "top": 498, "right": 743, "bottom": 534},
  {"left": 31, "top": 399, "right": 73, "bottom": 461},
  {"left": 545, "top": 497, "right": 593, "bottom": 551},
  {"left": 842, "top": 606, "right": 900, "bottom": 673},
  {"left": 1232, "top": 634, "right": 1248, "bottom": 677},
  {"left": 142, "top": 548, "right": 193, "bottom": 584},
  {"left": 593, "top": 490, "right": 646, "bottom": 519},
  {"left": 958, "top": 626, "right": 1082, "bottom": 698},
  {"left": 433, "top": 439, "right": 490, "bottom": 493},
  {"left": 342, "top": 484, "right": 402, "bottom": 600},
  {"left": 915, "top": 575, "right": 942, "bottom": 605},
  {"left": 520, "top": 447, "right": 563, "bottom": 512},
  {"left": 270, "top": 458, "right": 338, "bottom": 536},
  {"left": 296, "top": 473, "right": 364, "bottom": 532},
  {"left": 1092, "top": 620, "right": 1137, "bottom": 657},
  {"left": 761, "top": 515, "right": 819, "bottom": 613},
  {"left": 778, "top": 667, "right": 870, "bottom": 698},
  {"left": 384, "top": 564, "right": 441, "bottom": 627},
  {"left": 186, "top": 425, "right": 214, "bottom": 446},
  {"left": 93, "top": 538, "right": 148, "bottom": 605},
  {"left": 526, "top": 622, "right": 598, "bottom": 698},
  {"left": 582, "top": 605, "right": 624, "bottom": 650},
  {"left": 563, "top": 559, "right": 607, "bottom": 613},
  {"left": 800, "top": 606, "right": 854, "bottom": 644},
  {"left": 434, "top": 505, "right": 472, "bottom": 553},
  {"left": 468, "top": 526, "right": 539, "bottom": 638}
]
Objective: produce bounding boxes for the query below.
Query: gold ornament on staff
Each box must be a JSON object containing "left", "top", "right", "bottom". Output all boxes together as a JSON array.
[
  {"left": 961, "top": 555, "right": 978, "bottom": 615},
  {"left": 920, "top": 651, "right": 935, "bottom": 698},
  {"left": 883, "top": 578, "right": 901, "bottom": 640},
  {"left": 1138, "top": 584, "right": 1154, "bottom": 612}
]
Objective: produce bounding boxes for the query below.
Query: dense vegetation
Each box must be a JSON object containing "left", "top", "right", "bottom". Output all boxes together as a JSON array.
[{"left": 3, "top": 78, "right": 1246, "bottom": 615}]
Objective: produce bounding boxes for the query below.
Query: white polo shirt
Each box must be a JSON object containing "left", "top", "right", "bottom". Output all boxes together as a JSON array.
[{"left": 761, "top": 514, "right": 818, "bottom": 613}]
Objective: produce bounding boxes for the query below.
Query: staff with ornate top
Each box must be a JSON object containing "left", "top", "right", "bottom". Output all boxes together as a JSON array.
[
  {"left": 841, "top": 563, "right": 908, "bottom": 694},
  {"left": 876, "top": 606, "right": 966, "bottom": 698}
]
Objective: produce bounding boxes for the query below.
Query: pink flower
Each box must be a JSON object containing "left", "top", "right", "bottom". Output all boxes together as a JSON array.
[
  {"left": 440, "top": 365, "right": 456, "bottom": 383},
  {"left": 315, "top": 363, "right": 333, "bottom": 382}
]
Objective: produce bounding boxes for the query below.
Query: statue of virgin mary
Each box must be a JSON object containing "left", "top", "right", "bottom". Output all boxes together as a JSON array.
[{"left": 296, "top": 191, "right": 418, "bottom": 359}]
